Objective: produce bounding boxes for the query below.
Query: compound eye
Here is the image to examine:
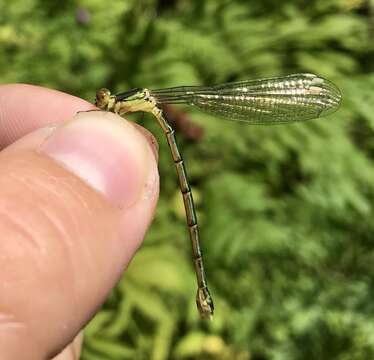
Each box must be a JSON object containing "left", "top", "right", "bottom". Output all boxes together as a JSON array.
[{"left": 95, "top": 88, "right": 111, "bottom": 108}]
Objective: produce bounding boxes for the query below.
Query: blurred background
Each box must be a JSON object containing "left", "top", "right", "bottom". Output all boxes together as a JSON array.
[{"left": 1, "top": 0, "right": 374, "bottom": 359}]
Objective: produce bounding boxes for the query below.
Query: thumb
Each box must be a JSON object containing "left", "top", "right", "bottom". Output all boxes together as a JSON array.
[{"left": 0, "top": 112, "right": 159, "bottom": 359}]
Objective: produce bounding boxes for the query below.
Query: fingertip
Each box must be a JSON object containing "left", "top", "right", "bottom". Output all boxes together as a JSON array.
[
  {"left": 40, "top": 111, "right": 159, "bottom": 209},
  {"left": 0, "top": 84, "right": 96, "bottom": 148}
]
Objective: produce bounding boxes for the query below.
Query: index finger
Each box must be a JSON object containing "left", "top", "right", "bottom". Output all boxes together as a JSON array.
[{"left": 0, "top": 84, "right": 96, "bottom": 149}]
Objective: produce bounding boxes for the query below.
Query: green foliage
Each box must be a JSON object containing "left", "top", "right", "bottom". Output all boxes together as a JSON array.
[{"left": 1, "top": 0, "right": 374, "bottom": 359}]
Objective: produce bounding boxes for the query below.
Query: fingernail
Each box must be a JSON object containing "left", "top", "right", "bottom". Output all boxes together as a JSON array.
[
  {"left": 130, "top": 123, "right": 159, "bottom": 162},
  {"left": 40, "top": 112, "right": 158, "bottom": 209}
]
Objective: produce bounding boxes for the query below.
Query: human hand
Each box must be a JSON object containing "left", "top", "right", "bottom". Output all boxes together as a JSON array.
[{"left": 0, "top": 85, "right": 159, "bottom": 359}]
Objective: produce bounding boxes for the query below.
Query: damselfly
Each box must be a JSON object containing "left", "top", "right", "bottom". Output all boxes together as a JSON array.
[{"left": 95, "top": 73, "right": 342, "bottom": 319}]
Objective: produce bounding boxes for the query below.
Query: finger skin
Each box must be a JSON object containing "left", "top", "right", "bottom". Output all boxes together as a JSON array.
[
  {"left": 0, "top": 86, "right": 159, "bottom": 359},
  {"left": 50, "top": 333, "right": 83, "bottom": 360},
  {"left": 0, "top": 84, "right": 96, "bottom": 149}
]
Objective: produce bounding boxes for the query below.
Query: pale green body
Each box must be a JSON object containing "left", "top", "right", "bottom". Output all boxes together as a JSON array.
[{"left": 95, "top": 87, "right": 214, "bottom": 319}]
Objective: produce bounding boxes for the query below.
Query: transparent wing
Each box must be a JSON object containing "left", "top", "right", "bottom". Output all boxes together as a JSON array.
[{"left": 150, "top": 73, "right": 341, "bottom": 124}]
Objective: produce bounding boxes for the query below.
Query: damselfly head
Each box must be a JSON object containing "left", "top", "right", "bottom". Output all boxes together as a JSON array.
[{"left": 95, "top": 88, "right": 111, "bottom": 109}]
